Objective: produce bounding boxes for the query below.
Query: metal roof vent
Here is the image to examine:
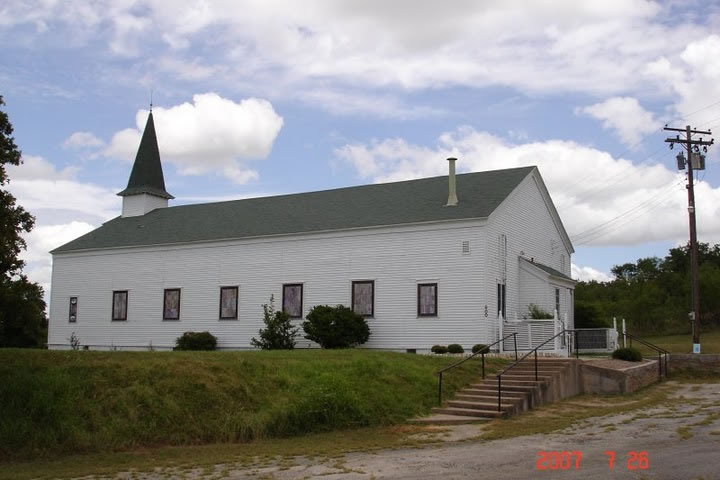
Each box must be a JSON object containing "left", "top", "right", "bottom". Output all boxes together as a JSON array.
[{"left": 445, "top": 157, "right": 458, "bottom": 206}]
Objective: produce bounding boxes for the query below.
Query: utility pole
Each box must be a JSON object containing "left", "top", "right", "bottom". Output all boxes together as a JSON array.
[{"left": 664, "top": 125, "right": 714, "bottom": 354}]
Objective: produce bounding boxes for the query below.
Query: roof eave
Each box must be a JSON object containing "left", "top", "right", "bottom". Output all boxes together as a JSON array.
[
  {"left": 117, "top": 187, "right": 174, "bottom": 199},
  {"left": 520, "top": 257, "right": 577, "bottom": 284}
]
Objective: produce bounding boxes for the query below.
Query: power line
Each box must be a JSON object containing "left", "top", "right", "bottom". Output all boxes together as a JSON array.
[
  {"left": 573, "top": 188, "right": 680, "bottom": 246},
  {"left": 558, "top": 146, "right": 675, "bottom": 210},
  {"left": 569, "top": 176, "right": 684, "bottom": 243},
  {"left": 681, "top": 99, "right": 720, "bottom": 121}
]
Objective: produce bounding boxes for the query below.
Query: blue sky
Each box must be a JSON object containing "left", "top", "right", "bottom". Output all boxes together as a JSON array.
[{"left": 2, "top": 0, "right": 720, "bottom": 300}]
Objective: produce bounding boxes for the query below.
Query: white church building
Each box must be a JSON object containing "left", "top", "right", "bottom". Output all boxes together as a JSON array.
[{"left": 48, "top": 113, "right": 575, "bottom": 351}]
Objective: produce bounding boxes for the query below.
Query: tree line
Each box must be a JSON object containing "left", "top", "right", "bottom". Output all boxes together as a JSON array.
[
  {"left": 575, "top": 242, "right": 720, "bottom": 335},
  {"left": 0, "top": 95, "right": 47, "bottom": 348}
]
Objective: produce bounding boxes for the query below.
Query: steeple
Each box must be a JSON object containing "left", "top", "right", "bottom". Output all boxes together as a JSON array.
[{"left": 117, "top": 112, "right": 174, "bottom": 217}]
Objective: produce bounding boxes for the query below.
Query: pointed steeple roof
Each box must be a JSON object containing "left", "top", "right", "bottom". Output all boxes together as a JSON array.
[{"left": 117, "top": 112, "right": 174, "bottom": 199}]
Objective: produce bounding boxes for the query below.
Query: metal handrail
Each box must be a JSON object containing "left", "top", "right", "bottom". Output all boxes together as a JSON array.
[
  {"left": 496, "top": 329, "right": 575, "bottom": 412},
  {"left": 624, "top": 332, "right": 670, "bottom": 380},
  {"left": 436, "top": 332, "right": 518, "bottom": 405}
]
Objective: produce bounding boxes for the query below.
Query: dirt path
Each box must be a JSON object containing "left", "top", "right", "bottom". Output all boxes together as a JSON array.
[{"left": 100, "top": 382, "right": 720, "bottom": 480}]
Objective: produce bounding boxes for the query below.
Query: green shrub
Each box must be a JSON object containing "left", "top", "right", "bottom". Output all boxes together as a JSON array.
[
  {"left": 251, "top": 295, "right": 298, "bottom": 349},
  {"left": 431, "top": 345, "right": 447, "bottom": 354},
  {"left": 447, "top": 344, "right": 464, "bottom": 354},
  {"left": 528, "top": 303, "right": 554, "bottom": 319},
  {"left": 175, "top": 331, "right": 217, "bottom": 351},
  {"left": 472, "top": 344, "right": 489, "bottom": 354},
  {"left": 612, "top": 347, "right": 643, "bottom": 362},
  {"left": 302, "top": 305, "right": 370, "bottom": 349}
]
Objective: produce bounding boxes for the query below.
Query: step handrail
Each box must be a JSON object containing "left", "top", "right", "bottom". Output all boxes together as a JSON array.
[
  {"left": 624, "top": 332, "right": 670, "bottom": 380},
  {"left": 496, "top": 329, "right": 576, "bottom": 412},
  {"left": 436, "top": 332, "right": 518, "bottom": 405}
]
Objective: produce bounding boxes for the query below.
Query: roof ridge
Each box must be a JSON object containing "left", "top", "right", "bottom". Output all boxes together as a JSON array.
[{"left": 165, "top": 165, "right": 537, "bottom": 210}]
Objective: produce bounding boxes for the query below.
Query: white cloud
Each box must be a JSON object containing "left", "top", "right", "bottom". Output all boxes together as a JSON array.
[
  {"left": 6, "top": 155, "right": 118, "bottom": 221},
  {"left": 63, "top": 131, "right": 105, "bottom": 149},
  {"left": 20, "top": 221, "right": 96, "bottom": 263},
  {"left": 9, "top": 179, "right": 119, "bottom": 221},
  {"left": 7, "top": 155, "right": 76, "bottom": 180},
  {"left": 578, "top": 97, "right": 661, "bottom": 147},
  {"left": 109, "top": 13, "right": 150, "bottom": 56},
  {"left": 646, "top": 35, "right": 720, "bottom": 126},
  {"left": 156, "top": 57, "right": 221, "bottom": 81},
  {"left": 298, "top": 88, "right": 446, "bottom": 119},
  {"left": 337, "top": 126, "right": 720, "bottom": 247},
  {"left": 0, "top": 0, "right": 710, "bottom": 100},
  {"left": 105, "top": 93, "right": 284, "bottom": 184},
  {"left": 572, "top": 263, "right": 612, "bottom": 282}
]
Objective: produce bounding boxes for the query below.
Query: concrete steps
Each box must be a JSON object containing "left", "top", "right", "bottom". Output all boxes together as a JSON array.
[
  {"left": 432, "top": 407, "right": 505, "bottom": 418},
  {"left": 410, "top": 414, "right": 491, "bottom": 425},
  {"left": 412, "top": 357, "right": 579, "bottom": 425}
]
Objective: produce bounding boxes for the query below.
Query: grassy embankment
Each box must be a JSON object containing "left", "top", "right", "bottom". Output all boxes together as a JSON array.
[
  {"left": 0, "top": 349, "right": 505, "bottom": 462},
  {"left": 629, "top": 328, "right": 720, "bottom": 354}
]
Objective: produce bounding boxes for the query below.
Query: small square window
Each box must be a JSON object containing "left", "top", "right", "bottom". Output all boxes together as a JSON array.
[
  {"left": 112, "top": 291, "right": 128, "bottom": 321},
  {"left": 283, "top": 284, "right": 303, "bottom": 318},
  {"left": 417, "top": 283, "right": 438, "bottom": 317},
  {"left": 163, "top": 289, "right": 181, "bottom": 320},
  {"left": 352, "top": 280, "right": 374, "bottom": 317},
  {"left": 219, "top": 286, "right": 239, "bottom": 320},
  {"left": 69, "top": 297, "right": 77, "bottom": 323}
]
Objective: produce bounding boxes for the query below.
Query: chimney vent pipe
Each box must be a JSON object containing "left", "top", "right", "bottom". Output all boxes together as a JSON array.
[{"left": 445, "top": 157, "right": 458, "bottom": 206}]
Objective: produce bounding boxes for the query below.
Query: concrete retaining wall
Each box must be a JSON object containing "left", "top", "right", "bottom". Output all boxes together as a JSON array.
[
  {"left": 670, "top": 354, "right": 720, "bottom": 374},
  {"left": 525, "top": 360, "right": 584, "bottom": 410},
  {"left": 580, "top": 360, "right": 660, "bottom": 394}
]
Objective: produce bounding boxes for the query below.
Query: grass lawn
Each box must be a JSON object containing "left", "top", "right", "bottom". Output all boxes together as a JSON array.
[
  {"left": 4, "top": 372, "right": 715, "bottom": 480},
  {"left": 628, "top": 328, "right": 720, "bottom": 354},
  {"left": 0, "top": 349, "right": 506, "bottom": 463}
]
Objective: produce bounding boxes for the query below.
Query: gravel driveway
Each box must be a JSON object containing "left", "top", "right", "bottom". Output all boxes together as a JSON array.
[{"left": 103, "top": 381, "right": 720, "bottom": 480}]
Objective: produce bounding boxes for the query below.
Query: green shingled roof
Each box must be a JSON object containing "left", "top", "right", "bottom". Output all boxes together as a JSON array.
[
  {"left": 117, "top": 112, "right": 174, "bottom": 200},
  {"left": 53, "top": 166, "right": 536, "bottom": 253}
]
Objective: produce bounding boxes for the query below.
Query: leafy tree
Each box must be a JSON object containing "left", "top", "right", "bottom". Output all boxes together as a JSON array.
[
  {"left": 0, "top": 95, "right": 47, "bottom": 348},
  {"left": 251, "top": 295, "right": 298, "bottom": 349},
  {"left": 574, "top": 301, "right": 607, "bottom": 328}
]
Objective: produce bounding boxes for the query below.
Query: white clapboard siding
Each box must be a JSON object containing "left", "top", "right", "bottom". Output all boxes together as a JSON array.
[
  {"left": 485, "top": 171, "right": 573, "bottom": 325},
  {"left": 49, "top": 220, "right": 497, "bottom": 350}
]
